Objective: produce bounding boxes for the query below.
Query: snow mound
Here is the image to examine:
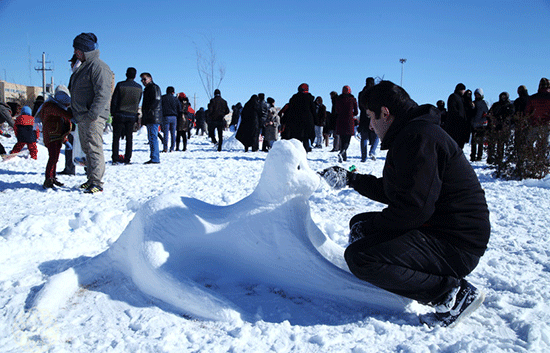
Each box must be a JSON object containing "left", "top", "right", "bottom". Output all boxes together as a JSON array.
[{"left": 34, "top": 139, "right": 409, "bottom": 322}]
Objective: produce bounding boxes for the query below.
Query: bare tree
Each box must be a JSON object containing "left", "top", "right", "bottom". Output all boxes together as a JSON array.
[{"left": 194, "top": 36, "right": 225, "bottom": 101}]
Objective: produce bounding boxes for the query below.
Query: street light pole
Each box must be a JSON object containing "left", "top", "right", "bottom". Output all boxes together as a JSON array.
[{"left": 399, "top": 58, "right": 407, "bottom": 86}]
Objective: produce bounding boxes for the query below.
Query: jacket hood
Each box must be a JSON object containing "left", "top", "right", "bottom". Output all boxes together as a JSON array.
[{"left": 380, "top": 104, "right": 441, "bottom": 150}]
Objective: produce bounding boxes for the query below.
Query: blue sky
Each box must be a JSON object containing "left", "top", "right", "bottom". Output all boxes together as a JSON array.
[{"left": 1, "top": 0, "right": 549, "bottom": 110}]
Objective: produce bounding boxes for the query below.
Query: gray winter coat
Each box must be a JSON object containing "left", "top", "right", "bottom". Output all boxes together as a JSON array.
[{"left": 69, "top": 50, "right": 113, "bottom": 123}]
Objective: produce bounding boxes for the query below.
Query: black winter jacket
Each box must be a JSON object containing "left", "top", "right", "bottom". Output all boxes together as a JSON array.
[
  {"left": 110, "top": 79, "right": 142, "bottom": 121},
  {"left": 348, "top": 105, "right": 490, "bottom": 256},
  {"left": 161, "top": 93, "right": 182, "bottom": 118},
  {"left": 141, "top": 83, "right": 162, "bottom": 125}
]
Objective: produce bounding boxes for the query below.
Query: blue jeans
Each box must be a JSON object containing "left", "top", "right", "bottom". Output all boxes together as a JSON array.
[
  {"left": 361, "top": 129, "right": 379, "bottom": 160},
  {"left": 162, "top": 116, "right": 177, "bottom": 151},
  {"left": 147, "top": 124, "right": 160, "bottom": 163}
]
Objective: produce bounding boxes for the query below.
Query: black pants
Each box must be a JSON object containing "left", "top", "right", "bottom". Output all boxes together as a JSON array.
[
  {"left": 344, "top": 212, "right": 480, "bottom": 305},
  {"left": 176, "top": 131, "right": 187, "bottom": 151},
  {"left": 211, "top": 121, "right": 224, "bottom": 151},
  {"left": 112, "top": 120, "right": 135, "bottom": 163}
]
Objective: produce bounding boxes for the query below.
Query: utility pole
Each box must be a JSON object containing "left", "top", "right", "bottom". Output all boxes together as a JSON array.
[
  {"left": 35, "top": 52, "right": 53, "bottom": 96},
  {"left": 399, "top": 58, "right": 407, "bottom": 87},
  {"left": 193, "top": 93, "right": 198, "bottom": 111}
]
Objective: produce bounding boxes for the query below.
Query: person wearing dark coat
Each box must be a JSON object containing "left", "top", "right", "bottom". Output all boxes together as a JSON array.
[
  {"left": 230, "top": 102, "right": 242, "bottom": 131},
  {"left": 161, "top": 86, "right": 182, "bottom": 153},
  {"left": 208, "top": 89, "right": 230, "bottom": 151},
  {"left": 445, "top": 83, "right": 469, "bottom": 149},
  {"left": 335, "top": 85, "right": 358, "bottom": 162},
  {"left": 110, "top": 67, "right": 142, "bottom": 164},
  {"left": 487, "top": 92, "right": 515, "bottom": 164},
  {"left": 195, "top": 107, "right": 206, "bottom": 136},
  {"left": 514, "top": 85, "right": 529, "bottom": 115},
  {"left": 313, "top": 96, "right": 326, "bottom": 148},
  {"left": 140, "top": 72, "right": 162, "bottom": 164},
  {"left": 469, "top": 88, "right": 489, "bottom": 162},
  {"left": 436, "top": 100, "right": 447, "bottom": 128},
  {"left": 320, "top": 80, "right": 490, "bottom": 328},
  {"left": 236, "top": 95, "right": 262, "bottom": 152},
  {"left": 328, "top": 91, "right": 340, "bottom": 151},
  {"left": 280, "top": 83, "right": 316, "bottom": 152},
  {"left": 358, "top": 77, "right": 378, "bottom": 161},
  {"left": 176, "top": 92, "right": 191, "bottom": 151}
]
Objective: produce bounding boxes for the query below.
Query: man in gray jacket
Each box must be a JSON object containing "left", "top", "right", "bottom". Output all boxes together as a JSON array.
[{"left": 69, "top": 32, "right": 113, "bottom": 193}]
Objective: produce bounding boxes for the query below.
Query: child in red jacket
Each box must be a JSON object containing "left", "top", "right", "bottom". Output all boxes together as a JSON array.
[{"left": 10, "top": 106, "right": 39, "bottom": 159}]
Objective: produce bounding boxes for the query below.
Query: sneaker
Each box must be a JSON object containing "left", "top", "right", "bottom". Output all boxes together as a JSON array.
[
  {"left": 79, "top": 181, "right": 91, "bottom": 189},
  {"left": 421, "top": 279, "right": 485, "bottom": 328},
  {"left": 84, "top": 184, "right": 103, "bottom": 194},
  {"left": 369, "top": 153, "right": 377, "bottom": 161},
  {"left": 144, "top": 160, "right": 160, "bottom": 164}
]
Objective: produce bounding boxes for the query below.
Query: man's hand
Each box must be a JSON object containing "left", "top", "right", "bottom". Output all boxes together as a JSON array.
[{"left": 318, "top": 166, "right": 350, "bottom": 189}]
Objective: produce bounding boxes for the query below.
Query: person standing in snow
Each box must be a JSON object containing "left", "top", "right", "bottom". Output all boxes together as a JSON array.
[
  {"left": 469, "top": 88, "right": 489, "bottom": 162},
  {"left": 38, "top": 86, "right": 73, "bottom": 188},
  {"left": 263, "top": 97, "right": 280, "bottom": 151},
  {"left": 69, "top": 32, "right": 113, "bottom": 193},
  {"left": 280, "top": 83, "right": 316, "bottom": 152},
  {"left": 161, "top": 86, "right": 182, "bottom": 153},
  {"left": 334, "top": 85, "right": 358, "bottom": 162},
  {"left": 207, "top": 89, "right": 230, "bottom": 152},
  {"left": 358, "top": 77, "right": 379, "bottom": 161},
  {"left": 110, "top": 67, "right": 142, "bottom": 165},
  {"left": 319, "top": 80, "right": 490, "bottom": 328},
  {"left": 139, "top": 72, "right": 162, "bottom": 164},
  {"left": 445, "top": 83, "right": 468, "bottom": 149},
  {"left": 313, "top": 96, "right": 326, "bottom": 149},
  {"left": 236, "top": 95, "right": 262, "bottom": 152}
]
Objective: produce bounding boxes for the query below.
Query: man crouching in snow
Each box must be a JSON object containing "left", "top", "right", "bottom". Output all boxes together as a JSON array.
[{"left": 319, "top": 80, "right": 490, "bottom": 328}]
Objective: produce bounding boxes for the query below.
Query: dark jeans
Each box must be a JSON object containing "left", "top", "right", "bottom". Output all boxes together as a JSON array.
[
  {"left": 211, "top": 121, "right": 224, "bottom": 151},
  {"left": 344, "top": 213, "right": 479, "bottom": 305},
  {"left": 112, "top": 120, "right": 135, "bottom": 163}
]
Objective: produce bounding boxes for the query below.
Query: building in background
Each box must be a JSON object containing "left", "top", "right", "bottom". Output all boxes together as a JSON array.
[{"left": 0, "top": 80, "right": 44, "bottom": 105}]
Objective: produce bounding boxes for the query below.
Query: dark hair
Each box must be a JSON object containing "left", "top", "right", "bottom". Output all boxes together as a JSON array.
[
  {"left": 363, "top": 80, "right": 417, "bottom": 120},
  {"left": 267, "top": 97, "right": 275, "bottom": 104},
  {"left": 126, "top": 67, "right": 137, "bottom": 79},
  {"left": 258, "top": 93, "right": 265, "bottom": 100},
  {"left": 166, "top": 86, "right": 175, "bottom": 94},
  {"left": 140, "top": 72, "right": 152, "bottom": 80}
]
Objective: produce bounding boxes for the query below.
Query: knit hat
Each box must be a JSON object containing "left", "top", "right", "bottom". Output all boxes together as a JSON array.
[
  {"left": 214, "top": 89, "right": 221, "bottom": 96},
  {"left": 73, "top": 32, "right": 98, "bottom": 52},
  {"left": 298, "top": 83, "right": 309, "bottom": 93},
  {"left": 21, "top": 106, "right": 32, "bottom": 116},
  {"left": 342, "top": 85, "right": 351, "bottom": 94},
  {"left": 455, "top": 83, "right": 466, "bottom": 91},
  {"left": 54, "top": 85, "right": 71, "bottom": 106},
  {"left": 474, "top": 88, "right": 484, "bottom": 98},
  {"left": 178, "top": 92, "right": 187, "bottom": 100}
]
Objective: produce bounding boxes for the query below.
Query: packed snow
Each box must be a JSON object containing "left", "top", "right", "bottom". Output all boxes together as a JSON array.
[{"left": 1, "top": 127, "right": 550, "bottom": 352}]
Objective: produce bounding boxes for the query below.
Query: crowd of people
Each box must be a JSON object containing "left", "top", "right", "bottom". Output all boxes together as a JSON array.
[{"left": 1, "top": 31, "right": 549, "bottom": 194}]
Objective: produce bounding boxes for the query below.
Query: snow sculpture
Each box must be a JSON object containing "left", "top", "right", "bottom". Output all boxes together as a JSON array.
[{"left": 32, "top": 139, "right": 410, "bottom": 322}]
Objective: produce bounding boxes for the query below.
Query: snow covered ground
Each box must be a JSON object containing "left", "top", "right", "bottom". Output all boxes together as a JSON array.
[{"left": 1, "top": 127, "right": 550, "bottom": 352}]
